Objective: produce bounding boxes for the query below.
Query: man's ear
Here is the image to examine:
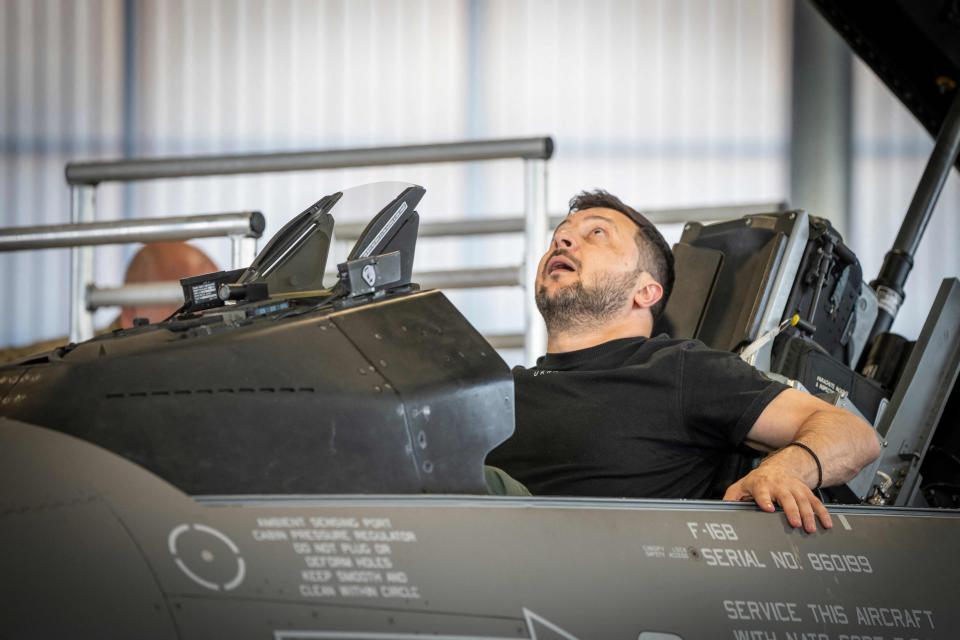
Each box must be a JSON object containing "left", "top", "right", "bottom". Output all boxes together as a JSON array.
[{"left": 633, "top": 273, "right": 664, "bottom": 311}]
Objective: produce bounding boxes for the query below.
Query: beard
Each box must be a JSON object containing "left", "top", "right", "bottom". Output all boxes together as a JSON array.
[{"left": 535, "top": 270, "right": 637, "bottom": 335}]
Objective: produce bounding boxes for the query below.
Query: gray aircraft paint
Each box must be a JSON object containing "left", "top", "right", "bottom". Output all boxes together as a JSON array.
[{"left": 3, "top": 418, "right": 958, "bottom": 638}]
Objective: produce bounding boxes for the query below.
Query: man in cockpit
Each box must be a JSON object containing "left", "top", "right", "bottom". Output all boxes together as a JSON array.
[{"left": 486, "top": 190, "right": 881, "bottom": 532}]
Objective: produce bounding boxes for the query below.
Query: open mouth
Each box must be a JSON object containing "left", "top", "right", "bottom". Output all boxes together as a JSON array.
[{"left": 546, "top": 255, "right": 577, "bottom": 276}]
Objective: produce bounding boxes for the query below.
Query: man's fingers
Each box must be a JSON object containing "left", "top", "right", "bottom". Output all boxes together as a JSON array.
[
  {"left": 721, "top": 484, "right": 742, "bottom": 502},
  {"left": 724, "top": 473, "right": 833, "bottom": 532},
  {"left": 812, "top": 494, "right": 833, "bottom": 530},
  {"left": 794, "top": 490, "right": 818, "bottom": 534},
  {"left": 752, "top": 486, "right": 776, "bottom": 513},
  {"left": 776, "top": 491, "right": 802, "bottom": 528}
]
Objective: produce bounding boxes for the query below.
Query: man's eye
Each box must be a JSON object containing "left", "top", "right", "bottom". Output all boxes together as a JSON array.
[{"left": 592, "top": 228, "right": 605, "bottom": 235}]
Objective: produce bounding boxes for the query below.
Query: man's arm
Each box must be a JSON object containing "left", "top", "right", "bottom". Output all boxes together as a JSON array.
[{"left": 722, "top": 388, "right": 881, "bottom": 533}]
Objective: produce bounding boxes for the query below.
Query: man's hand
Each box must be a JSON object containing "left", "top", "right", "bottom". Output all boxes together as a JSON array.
[
  {"left": 723, "top": 463, "right": 832, "bottom": 534},
  {"left": 727, "top": 387, "right": 881, "bottom": 533}
]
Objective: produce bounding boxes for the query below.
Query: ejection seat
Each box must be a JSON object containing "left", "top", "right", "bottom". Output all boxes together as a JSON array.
[
  {"left": 653, "top": 209, "right": 888, "bottom": 498},
  {"left": 653, "top": 209, "right": 884, "bottom": 420},
  {"left": 653, "top": 210, "right": 810, "bottom": 370}
]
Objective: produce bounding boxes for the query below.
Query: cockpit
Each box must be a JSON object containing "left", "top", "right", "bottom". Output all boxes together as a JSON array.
[{"left": 2, "top": 179, "right": 955, "bottom": 509}]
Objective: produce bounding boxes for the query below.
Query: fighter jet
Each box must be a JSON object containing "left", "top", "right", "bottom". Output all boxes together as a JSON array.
[{"left": 2, "top": 1, "right": 960, "bottom": 637}]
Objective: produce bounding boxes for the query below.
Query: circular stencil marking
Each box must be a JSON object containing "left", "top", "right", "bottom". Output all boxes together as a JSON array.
[{"left": 168, "top": 523, "right": 245, "bottom": 591}]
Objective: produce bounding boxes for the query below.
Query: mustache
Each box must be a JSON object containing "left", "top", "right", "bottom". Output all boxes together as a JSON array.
[{"left": 542, "top": 249, "right": 581, "bottom": 276}]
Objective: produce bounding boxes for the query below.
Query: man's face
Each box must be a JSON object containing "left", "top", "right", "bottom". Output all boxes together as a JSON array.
[{"left": 535, "top": 207, "right": 643, "bottom": 331}]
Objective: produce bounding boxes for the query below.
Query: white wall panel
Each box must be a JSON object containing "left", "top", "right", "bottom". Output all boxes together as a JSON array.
[
  {"left": 0, "top": 0, "right": 124, "bottom": 347},
  {"left": 849, "top": 57, "right": 960, "bottom": 340},
  {"left": 11, "top": 1, "right": 949, "bottom": 360},
  {"left": 127, "top": 0, "right": 472, "bottom": 282},
  {"left": 474, "top": 0, "right": 791, "bottom": 215},
  {"left": 0, "top": 0, "right": 795, "bottom": 357},
  {"left": 462, "top": 0, "right": 792, "bottom": 345}
]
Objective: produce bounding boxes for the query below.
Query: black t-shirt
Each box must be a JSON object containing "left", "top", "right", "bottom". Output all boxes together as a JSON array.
[{"left": 486, "top": 335, "right": 788, "bottom": 500}]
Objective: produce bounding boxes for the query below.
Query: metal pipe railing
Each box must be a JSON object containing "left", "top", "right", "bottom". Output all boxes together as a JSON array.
[
  {"left": 86, "top": 282, "right": 184, "bottom": 309},
  {"left": 58, "top": 138, "right": 778, "bottom": 359},
  {"left": 523, "top": 159, "right": 549, "bottom": 363},
  {"left": 62, "top": 137, "right": 554, "bottom": 360},
  {"left": 65, "top": 137, "right": 554, "bottom": 185},
  {"left": 0, "top": 212, "right": 264, "bottom": 252},
  {"left": 85, "top": 266, "right": 525, "bottom": 310},
  {"left": 86, "top": 198, "right": 785, "bottom": 307},
  {"left": 332, "top": 202, "right": 787, "bottom": 241},
  {"left": 78, "top": 197, "right": 786, "bottom": 353},
  {"left": 484, "top": 333, "right": 526, "bottom": 350},
  {"left": 336, "top": 217, "right": 531, "bottom": 240},
  {"left": 417, "top": 266, "right": 522, "bottom": 290},
  {"left": 70, "top": 186, "right": 96, "bottom": 342}
]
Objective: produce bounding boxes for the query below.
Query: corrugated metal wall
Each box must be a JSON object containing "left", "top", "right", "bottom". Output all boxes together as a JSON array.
[
  {"left": 1, "top": 0, "right": 125, "bottom": 346},
  {"left": 2, "top": 0, "right": 955, "bottom": 357},
  {"left": 475, "top": 0, "right": 791, "bottom": 210}
]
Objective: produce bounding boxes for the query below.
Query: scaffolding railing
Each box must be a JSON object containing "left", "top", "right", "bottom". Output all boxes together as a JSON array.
[
  {"left": 331, "top": 202, "right": 787, "bottom": 241},
  {"left": 0, "top": 212, "right": 263, "bottom": 252},
  {"left": 63, "top": 137, "right": 553, "bottom": 360},
  {"left": 0, "top": 211, "right": 263, "bottom": 322},
  {"left": 77, "top": 200, "right": 784, "bottom": 353},
  {"left": 85, "top": 266, "right": 525, "bottom": 310},
  {"left": 8, "top": 135, "right": 784, "bottom": 357}
]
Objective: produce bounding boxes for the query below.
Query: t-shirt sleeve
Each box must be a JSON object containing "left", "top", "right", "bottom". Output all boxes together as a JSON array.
[{"left": 679, "top": 341, "right": 789, "bottom": 448}]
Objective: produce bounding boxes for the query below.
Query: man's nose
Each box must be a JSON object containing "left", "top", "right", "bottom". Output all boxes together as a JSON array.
[{"left": 552, "top": 229, "right": 576, "bottom": 250}]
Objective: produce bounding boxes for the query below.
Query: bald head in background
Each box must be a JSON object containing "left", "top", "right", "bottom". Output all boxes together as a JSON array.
[
  {"left": 120, "top": 242, "right": 218, "bottom": 327},
  {"left": 0, "top": 241, "right": 219, "bottom": 364}
]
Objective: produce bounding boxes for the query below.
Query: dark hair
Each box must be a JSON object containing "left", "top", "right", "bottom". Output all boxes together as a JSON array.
[{"left": 568, "top": 189, "right": 675, "bottom": 318}]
